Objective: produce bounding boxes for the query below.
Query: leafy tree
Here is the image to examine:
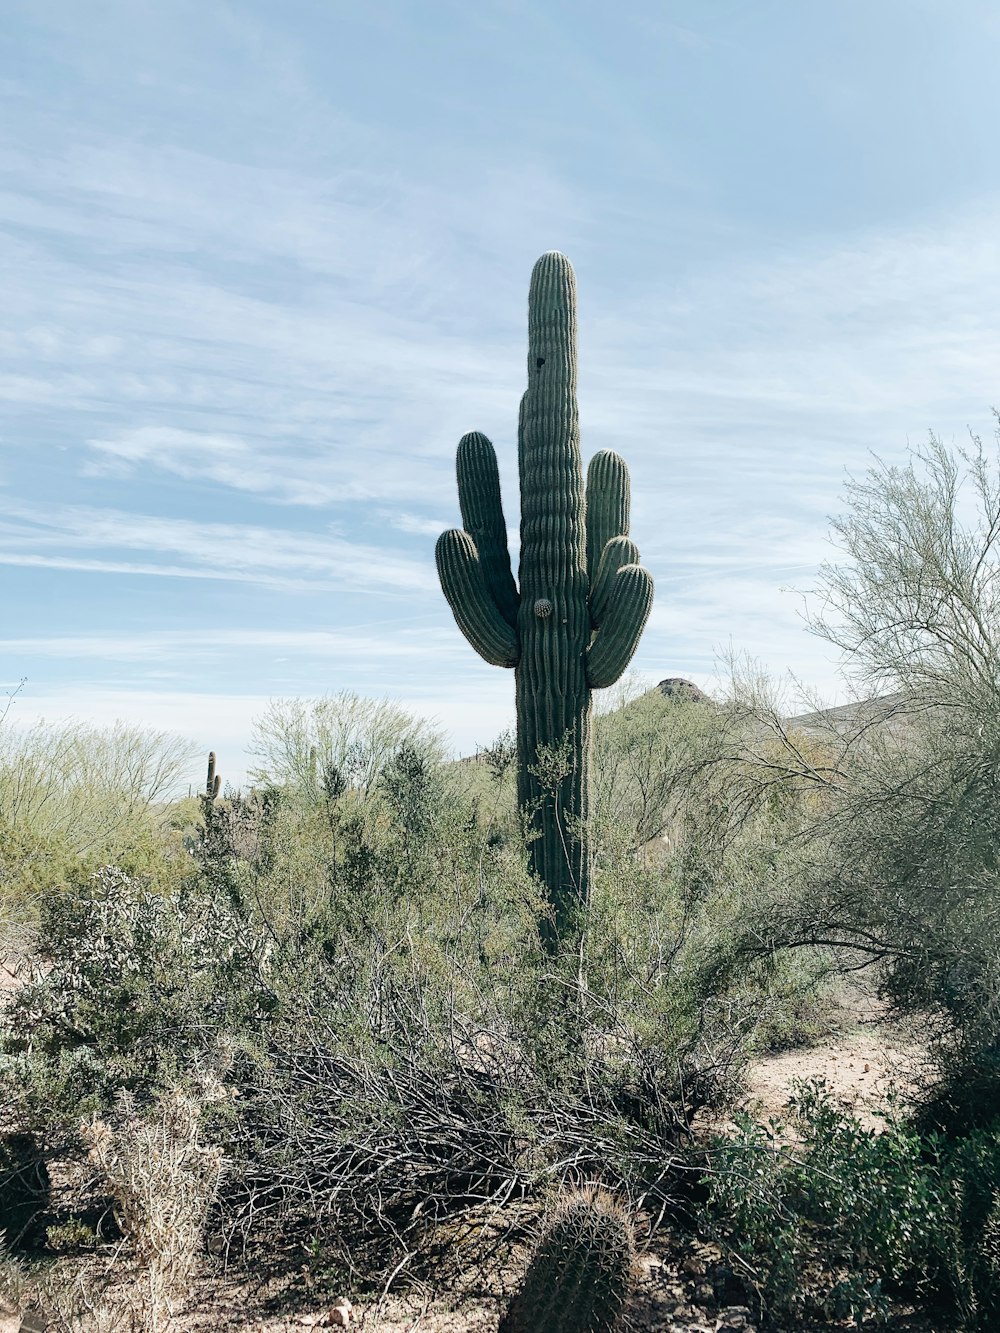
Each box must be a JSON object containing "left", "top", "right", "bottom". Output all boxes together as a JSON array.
[
  {"left": 247, "top": 692, "right": 445, "bottom": 802},
  {"left": 710, "top": 421, "right": 1000, "bottom": 1114}
]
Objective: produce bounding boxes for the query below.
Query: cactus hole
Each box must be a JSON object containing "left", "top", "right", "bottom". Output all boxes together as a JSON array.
[{"left": 535, "top": 357, "right": 545, "bottom": 368}]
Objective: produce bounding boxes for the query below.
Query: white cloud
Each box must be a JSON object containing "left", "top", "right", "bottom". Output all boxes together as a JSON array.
[
  {"left": 4, "top": 36, "right": 1000, "bottom": 738},
  {"left": 0, "top": 501, "right": 435, "bottom": 593},
  {"left": 0, "top": 625, "right": 462, "bottom": 662},
  {"left": 379, "top": 510, "right": 449, "bottom": 538},
  {"left": 7, "top": 674, "right": 519, "bottom": 790},
  {"left": 8, "top": 120, "right": 998, "bottom": 545}
]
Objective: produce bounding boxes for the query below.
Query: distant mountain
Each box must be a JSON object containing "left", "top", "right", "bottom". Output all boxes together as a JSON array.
[
  {"left": 653, "top": 676, "right": 912, "bottom": 737},
  {"left": 647, "top": 675, "right": 924, "bottom": 755},
  {"left": 655, "top": 677, "right": 713, "bottom": 705},
  {"left": 784, "top": 692, "right": 908, "bottom": 737}
]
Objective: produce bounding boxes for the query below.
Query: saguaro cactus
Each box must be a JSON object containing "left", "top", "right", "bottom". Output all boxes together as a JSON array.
[
  {"left": 205, "top": 750, "right": 221, "bottom": 803},
  {"left": 437, "top": 252, "right": 653, "bottom": 943}
]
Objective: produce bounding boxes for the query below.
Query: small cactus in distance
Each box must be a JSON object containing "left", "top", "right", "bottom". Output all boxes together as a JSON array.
[
  {"left": 499, "top": 1186, "right": 635, "bottom": 1333},
  {"left": 205, "top": 751, "right": 221, "bottom": 802}
]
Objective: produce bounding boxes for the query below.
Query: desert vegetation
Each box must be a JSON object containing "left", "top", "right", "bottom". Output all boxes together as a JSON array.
[
  {"left": 6, "top": 428, "right": 1000, "bottom": 1330},
  {"left": 0, "top": 669, "right": 825, "bottom": 1332},
  {"left": 6, "top": 230, "right": 1000, "bottom": 1333}
]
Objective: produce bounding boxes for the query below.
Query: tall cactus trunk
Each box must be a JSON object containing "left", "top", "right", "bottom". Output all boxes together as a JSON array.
[
  {"left": 437, "top": 252, "right": 654, "bottom": 949},
  {"left": 516, "top": 255, "right": 591, "bottom": 940},
  {"left": 515, "top": 681, "right": 591, "bottom": 941}
]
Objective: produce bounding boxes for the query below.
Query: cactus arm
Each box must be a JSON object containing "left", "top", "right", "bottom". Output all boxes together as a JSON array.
[
  {"left": 456, "top": 431, "right": 519, "bottom": 627},
  {"left": 586, "top": 449, "right": 630, "bottom": 582},
  {"left": 436, "top": 528, "right": 520, "bottom": 668},
  {"left": 589, "top": 535, "right": 641, "bottom": 627},
  {"left": 586, "top": 563, "right": 654, "bottom": 688}
]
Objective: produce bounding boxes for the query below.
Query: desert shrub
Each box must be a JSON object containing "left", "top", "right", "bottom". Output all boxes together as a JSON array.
[
  {"left": 0, "top": 719, "right": 197, "bottom": 911},
  {"left": 777, "top": 704, "right": 1000, "bottom": 1081},
  {"left": 592, "top": 680, "right": 842, "bottom": 1067},
  {"left": 0, "top": 865, "right": 274, "bottom": 1129},
  {"left": 591, "top": 678, "right": 722, "bottom": 852},
  {"left": 0, "top": 1085, "right": 225, "bottom": 1332},
  {"left": 208, "top": 802, "right": 811, "bottom": 1283},
  {"left": 806, "top": 431, "right": 1000, "bottom": 1063},
  {"left": 684, "top": 431, "right": 1000, "bottom": 1117},
  {"left": 705, "top": 1077, "right": 1000, "bottom": 1328},
  {"left": 0, "top": 692, "right": 844, "bottom": 1301},
  {"left": 246, "top": 691, "right": 445, "bottom": 801},
  {"left": 613, "top": 428, "right": 1000, "bottom": 1169},
  {"left": 82, "top": 1081, "right": 225, "bottom": 1329}
]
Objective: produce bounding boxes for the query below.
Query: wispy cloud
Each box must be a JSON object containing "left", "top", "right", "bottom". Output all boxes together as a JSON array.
[
  {"left": 0, "top": 625, "right": 461, "bottom": 662},
  {"left": 5, "top": 0, "right": 1000, "bottom": 771},
  {"left": 0, "top": 502, "right": 435, "bottom": 592},
  {"left": 7, "top": 672, "right": 518, "bottom": 787},
  {"left": 378, "top": 509, "right": 449, "bottom": 538}
]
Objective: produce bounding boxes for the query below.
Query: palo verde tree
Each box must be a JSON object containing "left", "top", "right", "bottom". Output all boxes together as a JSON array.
[{"left": 437, "top": 252, "right": 653, "bottom": 945}]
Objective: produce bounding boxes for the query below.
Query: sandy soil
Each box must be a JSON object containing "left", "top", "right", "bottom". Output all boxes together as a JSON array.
[
  {"left": 731, "top": 1022, "right": 932, "bottom": 1133},
  {"left": 0, "top": 954, "right": 28, "bottom": 1004}
]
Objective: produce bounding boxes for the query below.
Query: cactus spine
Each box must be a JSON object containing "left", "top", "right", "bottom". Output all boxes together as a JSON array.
[
  {"left": 499, "top": 1187, "right": 635, "bottom": 1333},
  {"left": 437, "top": 253, "right": 653, "bottom": 943}
]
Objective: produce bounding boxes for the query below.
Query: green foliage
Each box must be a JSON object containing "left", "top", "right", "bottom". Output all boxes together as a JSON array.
[
  {"left": 437, "top": 253, "right": 653, "bottom": 945},
  {"left": 499, "top": 1188, "right": 635, "bottom": 1333},
  {"left": 706, "top": 1077, "right": 1000, "bottom": 1328},
  {"left": 0, "top": 690, "right": 842, "bottom": 1296},
  {"left": 208, "top": 759, "right": 805, "bottom": 1279},
  {"left": 44, "top": 1217, "right": 100, "bottom": 1252},
  {"left": 378, "top": 741, "right": 447, "bottom": 867},
  {"left": 247, "top": 692, "right": 445, "bottom": 801},
  {"left": 0, "top": 866, "right": 273, "bottom": 1127},
  {"left": 591, "top": 680, "right": 721, "bottom": 851},
  {"left": 0, "top": 718, "right": 197, "bottom": 910},
  {"left": 699, "top": 430, "right": 1000, "bottom": 1114}
]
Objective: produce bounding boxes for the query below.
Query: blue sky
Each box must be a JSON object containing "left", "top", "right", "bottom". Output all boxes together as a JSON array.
[{"left": 3, "top": 0, "right": 1000, "bottom": 786}]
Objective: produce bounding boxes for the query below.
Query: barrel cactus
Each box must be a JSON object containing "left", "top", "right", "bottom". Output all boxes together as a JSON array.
[
  {"left": 499, "top": 1186, "right": 636, "bottom": 1333},
  {"left": 436, "top": 252, "right": 653, "bottom": 943}
]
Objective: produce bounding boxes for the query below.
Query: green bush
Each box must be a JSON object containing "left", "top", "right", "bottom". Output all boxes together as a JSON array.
[
  {"left": 0, "top": 865, "right": 274, "bottom": 1128},
  {"left": 246, "top": 691, "right": 445, "bottom": 800},
  {"left": 0, "top": 719, "right": 197, "bottom": 912},
  {"left": 706, "top": 1076, "right": 1000, "bottom": 1328},
  {"left": 208, "top": 791, "right": 812, "bottom": 1277},
  {"left": 0, "top": 694, "right": 842, "bottom": 1295}
]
